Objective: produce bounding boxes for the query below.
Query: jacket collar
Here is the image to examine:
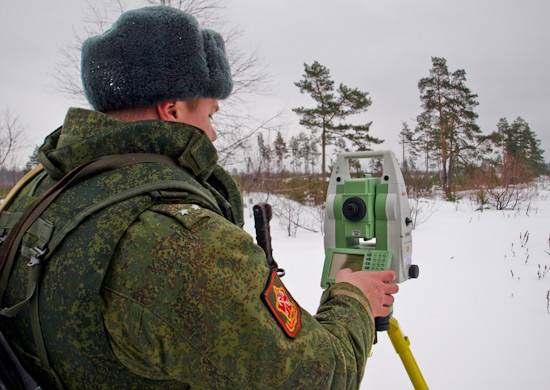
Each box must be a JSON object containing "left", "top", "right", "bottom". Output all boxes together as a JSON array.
[{"left": 38, "top": 108, "right": 218, "bottom": 180}]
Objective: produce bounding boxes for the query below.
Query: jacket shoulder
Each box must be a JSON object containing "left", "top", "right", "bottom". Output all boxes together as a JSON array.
[
  {"left": 148, "top": 203, "right": 215, "bottom": 230},
  {"left": 147, "top": 202, "right": 249, "bottom": 239}
]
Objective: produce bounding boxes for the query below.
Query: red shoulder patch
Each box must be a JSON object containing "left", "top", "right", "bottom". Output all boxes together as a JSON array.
[{"left": 261, "top": 271, "right": 302, "bottom": 338}]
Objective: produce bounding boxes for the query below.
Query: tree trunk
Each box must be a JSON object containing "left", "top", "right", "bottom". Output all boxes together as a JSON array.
[
  {"left": 402, "top": 134, "right": 406, "bottom": 170},
  {"left": 321, "top": 126, "right": 326, "bottom": 180},
  {"left": 440, "top": 156, "right": 448, "bottom": 198},
  {"left": 447, "top": 156, "right": 454, "bottom": 200},
  {"left": 446, "top": 131, "right": 455, "bottom": 200},
  {"left": 438, "top": 117, "right": 449, "bottom": 198},
  {"left": 435, "top": 81, "right": 451, "bottom": 199},
  {"left": 425, "top": 147, "right": 429, "bottom": 174},
  {"left": 439, "top": 134, "right": 448, "bottom": 197}
]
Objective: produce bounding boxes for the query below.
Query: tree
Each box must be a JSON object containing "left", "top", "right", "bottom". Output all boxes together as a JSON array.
[
  {"left": 417, "top": 57, "right": 482, "bottom": 200},
  {"left": 293, "top": 61, "right": 382, "bottom": 179},
  {"left": 25, "top": 146, "right": 41, "bottom": 171},
  {"left": 245, "top": 156, "right": 253, "bottom": 174},
  {"left": 273, "top": 131, "right": 288, "bottom": 172},
  {"left": 0, "top": 109, "right": 23, "bottom": 170},
  {"left": 256, "top": 133, "right": 272, "bottom": 174},
  {"left": 398, "top": 121, "right": 419, "bottom": 172},
  {"left": 289, "top": 136, "right": 301, "bottom": 173},
  {"left": 308, "top": 136, "right": 319, "bottom": 174},
  {"left": 414, "top": 111, "right": 438, "bottom": 174},
  {"left": 488, "top": 117, "right": 546, "bottom": 182},
  {"left": 296, "top": 132, "right": 312, "bottom": 174}
]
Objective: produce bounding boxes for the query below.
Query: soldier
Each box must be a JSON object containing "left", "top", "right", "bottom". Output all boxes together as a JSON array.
[{"left": 0, "top": 6, "right": 398, "bottom": 389}]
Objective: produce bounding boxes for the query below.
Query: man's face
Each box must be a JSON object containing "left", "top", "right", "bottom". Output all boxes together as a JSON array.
[{"left": 174, "top": 98, "right": 219, "bottom": 142}]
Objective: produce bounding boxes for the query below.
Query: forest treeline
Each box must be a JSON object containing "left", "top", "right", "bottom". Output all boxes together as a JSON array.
[{"left": 239, "top": 57, "right": 548, "bottom": 205}]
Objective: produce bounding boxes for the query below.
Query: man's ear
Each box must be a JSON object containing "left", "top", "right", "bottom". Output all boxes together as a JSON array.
[{"left": 155, "top": 101, "right": 180, "bottom": 121}]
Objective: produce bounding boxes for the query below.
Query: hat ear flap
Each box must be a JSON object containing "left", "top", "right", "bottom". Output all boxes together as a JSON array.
[{"left": 202, "top": 29, "right": 233, "bottom": 99}]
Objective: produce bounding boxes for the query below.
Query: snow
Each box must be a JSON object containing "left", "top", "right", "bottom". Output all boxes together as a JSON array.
[{"left": 243, "top": 182, "right": 550, "bottom": 390}]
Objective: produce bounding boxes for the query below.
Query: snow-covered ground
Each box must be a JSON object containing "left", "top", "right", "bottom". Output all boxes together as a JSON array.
[{"left": 243, "top": 182, "right": 550, "bottom": 390}]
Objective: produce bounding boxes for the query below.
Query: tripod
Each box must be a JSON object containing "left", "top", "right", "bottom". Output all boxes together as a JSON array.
[{"left": 383, "top": 316, "right": 429, "bottom": 390}]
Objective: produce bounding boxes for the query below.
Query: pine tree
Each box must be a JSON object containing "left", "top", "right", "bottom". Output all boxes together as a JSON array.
[
  {"left": 257, "top": 133, "right": 272, "bottom": 174},
  {"left": 308, "top": 137, "right": 319, "bottom": 174},
  {"left": 524, "top": 128, "right": 546, "bottom": 175},
  {"left": 513, "top": 118, "right": 545, "bottom": 174},
  {"left": 489, "top": 117, "right": 546, "bottom": 181},
  {"left": 293, "top": 61, "right": 382, "bottom": 179},
  {"left": 273, "top": 131, "right": 288, "bottom": 173},
  {"left": 297, "top": 132, "right": 312, "bottom": 173},
  {"left": 245, "top": 156, "right": 253, "bottom": 174},
  {"left": 415, "top": 111, "right": 438, "bottom": 174},
  {"left": 417, "top": 57, "right": 482, "bottom": 199},
  {"left": 399, "top": 121, "right": 419, "bottom": 172},
  {"left": 25, "top": 146, "right": 40, "bottom": 171},
  {"left": 289, "top": 136, "right": 300, "bottom": 173}
]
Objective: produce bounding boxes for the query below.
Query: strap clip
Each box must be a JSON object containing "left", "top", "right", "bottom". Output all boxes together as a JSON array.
[{"left": 27, "top": 246, "right": 47, "bottom": 267}]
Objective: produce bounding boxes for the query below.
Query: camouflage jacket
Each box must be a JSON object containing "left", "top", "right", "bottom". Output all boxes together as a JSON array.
[{"left": 0, "top": 108, "right": 374, "bottom": 389}]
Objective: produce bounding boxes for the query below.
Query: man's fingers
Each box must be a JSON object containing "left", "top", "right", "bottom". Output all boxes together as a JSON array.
[
  {"left": 369, "top": 270, "right": 396, "bottom": 282},
  {"left": 378, "top": 307, "right": 391, "bottom": 318},
  {"left": 385, "top": 283, "right": 399, "bottom": 294},
  {"left": 335, "top": 268, "right": 353, "bottom": 283},
  {"left": 383, "top": 294, "right": 394, "bottom": 306}
]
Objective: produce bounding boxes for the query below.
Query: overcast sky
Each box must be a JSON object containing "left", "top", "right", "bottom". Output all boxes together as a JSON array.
[{"left": 1, "top": 0, "right": 548, "bottom": 167}]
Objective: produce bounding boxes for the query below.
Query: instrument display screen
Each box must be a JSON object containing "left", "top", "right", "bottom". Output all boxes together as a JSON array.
[{"left": 329, "top": 253, "right": 364, "bottom": 277}]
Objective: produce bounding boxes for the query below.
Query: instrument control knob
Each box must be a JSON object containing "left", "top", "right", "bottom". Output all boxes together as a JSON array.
[{"left": 408, "top": 264, "right": 420, "bottom": 279}]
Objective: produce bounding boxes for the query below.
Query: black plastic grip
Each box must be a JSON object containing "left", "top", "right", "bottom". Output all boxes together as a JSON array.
[
  {"left": 253, "top": 203, "right": 285, "bottom": 277},
  {"left": 253, "top": 203, "right": 273, "bottom": 260},
  {"left": 375, "top": 314, "right": 391, "bottom": 332}
]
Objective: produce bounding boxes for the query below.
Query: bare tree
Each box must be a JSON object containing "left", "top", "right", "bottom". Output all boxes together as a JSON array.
[
  {"left": 407, "top": 191, "right": 436, "bottom": 229},
  {"left": 272, "top": 197, "right": 319, "bottom": 238},
  {"left": 0, "top": 109, "right": 23, "bottom": 170},
  {"left": 53, "top": 0, "right": 269, "bottom": 165},
  {"left": 146, "top": 0, "right": 222, "bottom": 23},
  {"left": 215, "top": 111, "right": 281, "bottom": 166},
  {"left": 485, "top": 184, "right": 536, "bottom": 211}
]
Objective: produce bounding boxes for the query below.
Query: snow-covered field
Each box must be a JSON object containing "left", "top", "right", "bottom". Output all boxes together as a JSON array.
[{"left": 243, "top": 181, "right": 550, "bottom": 390}]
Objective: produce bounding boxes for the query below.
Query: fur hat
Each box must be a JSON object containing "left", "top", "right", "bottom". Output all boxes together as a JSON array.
[{"left": 81, "top": 6, "right": 232, "bottom": 112}]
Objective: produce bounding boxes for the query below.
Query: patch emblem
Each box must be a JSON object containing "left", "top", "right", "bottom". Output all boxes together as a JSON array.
[{"left": 261, "top": 271, "right": 302, "bottom": 338}]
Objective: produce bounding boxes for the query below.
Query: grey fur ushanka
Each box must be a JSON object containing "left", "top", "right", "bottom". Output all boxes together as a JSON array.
[{"left": 81, "top": 6, "right": 233, "bottom": 112}]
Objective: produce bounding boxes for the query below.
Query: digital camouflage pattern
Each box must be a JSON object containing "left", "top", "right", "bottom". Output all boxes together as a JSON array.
[{"left": 0, "top": 108, "right": 375, "bottom": 389}]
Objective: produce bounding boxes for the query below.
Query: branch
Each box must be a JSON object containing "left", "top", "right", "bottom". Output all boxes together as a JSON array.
[
  {"left": 0, "top": 109, "right": 24, "bottom": 168},
  {"left": 216, "top": 112, "right": 282, "bottom": 165}
]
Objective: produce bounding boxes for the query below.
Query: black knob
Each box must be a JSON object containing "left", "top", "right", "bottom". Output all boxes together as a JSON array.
[
  {"left": 405, "top": 217, "right": 413, "bottom": 226},
  {"left": 342, "top": 197, "right": 367, "bottom": 222},
  {"left": 408, "top": 264, "right": 420, "bottom": 279}
]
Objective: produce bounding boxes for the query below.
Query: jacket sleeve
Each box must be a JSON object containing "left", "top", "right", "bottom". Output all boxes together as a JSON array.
[{"left": 101, "top": 204, "right": 375, "bottom": 389}]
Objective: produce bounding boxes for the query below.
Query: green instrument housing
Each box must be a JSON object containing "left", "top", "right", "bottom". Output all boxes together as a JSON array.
[{"left": 321, "top": 176, "right": 392, "bottom": 288}]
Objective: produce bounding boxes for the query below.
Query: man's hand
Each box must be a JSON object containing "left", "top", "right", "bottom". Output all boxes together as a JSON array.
[{"left": 336, "top": 269, "right": 399, "bottom": 318}]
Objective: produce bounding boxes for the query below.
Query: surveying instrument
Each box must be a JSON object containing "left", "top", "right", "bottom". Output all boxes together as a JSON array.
[{"left": 322, "top": 151, "right": 428, "bottom": 389}]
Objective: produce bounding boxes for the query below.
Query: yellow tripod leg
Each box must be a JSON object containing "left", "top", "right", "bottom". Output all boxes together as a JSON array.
[{"left": 387, "top": 317, "right": 429, "bottom": 390}]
